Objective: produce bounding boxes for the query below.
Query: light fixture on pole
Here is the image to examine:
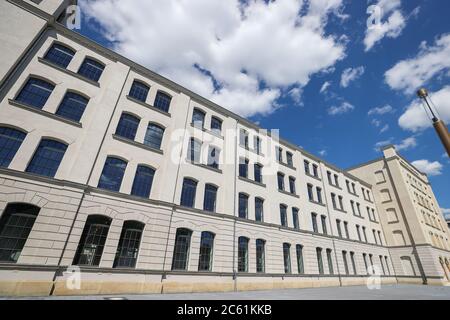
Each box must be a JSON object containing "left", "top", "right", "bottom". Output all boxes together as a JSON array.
[{"left": 416, "top": 88, "right": 450, "bottom": 157}]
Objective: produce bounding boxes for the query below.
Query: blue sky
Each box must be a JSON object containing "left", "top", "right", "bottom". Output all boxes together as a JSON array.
[{"left": 76, "top": 0, "right": 450, "bottom": 216}]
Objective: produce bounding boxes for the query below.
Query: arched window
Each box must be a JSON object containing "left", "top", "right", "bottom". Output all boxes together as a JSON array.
[
  {"left": 283, "top": 243, "right": 291, "bottom": 274},
  {"left": 203, "top": 184, "right": 217, "bottom": 212},
  {"left": 0, "top": 127, "right": 26, "bottom": 167},
  {"left": 16, "top": 77, "right": 54, "bottom": 109},
  {"left": 73, "top": 215, "right": 111, "bottom": 266},
  {"left": 98, "top": 157, "right": 127, "bottom": 191},
  {"left": 256, "top": 239, "right": 265, "bottom": 273},
  {"left": 238, "top": 193, "right": 248, "bottom": 219},
  {"left": 113, "top": 220, "right": 144, "bottom": 268},
  {"left": 44, "top": 43, "right": 75, "bottom": 68},
  {"left": 171, "top": 228, "right": 192, "bottom": 270},
  {"left": 192, "top": 108, "right": 205, "bottom": 128},
  {"left": 0, "top": 203, "right": 40, "bottom": 262},
  {"left": 78, "top": 57, "right": 105, "bottom": 82},
  {"left": 26, "top": 139, "right": 67, "bottom": 177},
  {"left": 131, "top": 165, "right": 155, "bottom": 198},
  {"left": 255, "top": 198, "right": 264, "bottom": 222},
  {"left": 56, "top": 92, "right": 89, "bottom": 122},
  {"left": 129, "top": 80, "right": 149, "bottom": 102},
  {"left": 115, "top": 113, "right": 140, "bottom": 140},
  {"left": 238, "top": 236, "right": 249, "bottom": 272},
  {"left": 153, "top": 91, "right": 172, "bottom": 113},
  {"left": 188, "top": 138, "right": 201, "bottom": 163},
  {"left": 198, "top": 231, "right": 214, "bottom": 271},
  {"left": 296, "top": 244, "right": 304, "bottom": 274},
  {"left": 144, "top": 123, "right": 164, "bottom": 149},
  {"left": 180, "top": 178, "right": 197, "bottom": 208}
]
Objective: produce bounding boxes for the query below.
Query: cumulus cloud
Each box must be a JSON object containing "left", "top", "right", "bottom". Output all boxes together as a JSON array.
[
  {"left": 364, "top": 0, "right": 406, "bottom": 51},
  {"left": 340, "top": 66, "right": 365, "bottom": 87},
  {"left": 80, "top": 0, "right": 347, "bottom": 117},
  {"left": 411, "top": 159, "right": 444, "bottom": 176},
  {"left": 399, "top": 86, "right": 450, "bottom": 132},
  {"left": 327, "top": 101, "right": 355, "bottom": 115},
  {"left": 288, "top": 87, "right": 303, "bottom": 105},
  {"left": 368, "top": 104, "right": 394, "bottom": 116},
  {"left": 394, "top": 136, "right": 417, "bottom": 151},
  {"left": 385, "top": 33, "right": 450, "bottom": 94},
  {"left": 320, "top": 81, "right": 331, "bottom": 94}
]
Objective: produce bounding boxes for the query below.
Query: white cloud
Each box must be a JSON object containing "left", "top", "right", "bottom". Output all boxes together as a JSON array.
[
  {"left": 327, "top": 101, "right": 355, "bottom": 115},
  {"left": 364, "top": 0, "right": 406, "bottom": 52},
  {"left": 80, "top": 0, "right": 347, "bottom": 117},
  {"left": 340, "top": 66, "right": 365, "bottom": 87},
  {"left": 399, "top": 86, "right": 450, "bottom": 132},
  {"left": 288, "top": 87, "right": 303, "bottom": 105},
  {"left": 380, "top": 124, "right": 389, "bottom": 133},
  {"left": 319, "top": 149, "right": 327, "bottom": 156},
  {"left": 320, "top": 81, "right": 331, "bottom": 94},
  {"left": 394, "top": 136, "right": 417, "bottom": 151},
  {"left": 385, "top": 33, "right": 450, "bottom": 94},
  {"left": 411, "top": 159, "right": 443, "bottom": 176},
  {"left": 371, "top": 119, "right": 381, "bottom": 127},
  {"left": 368, "top": 104, "right": 394, "bottom": 116},
  {"left": 374, "top": 138, "right": 393, "bottom": 151}
]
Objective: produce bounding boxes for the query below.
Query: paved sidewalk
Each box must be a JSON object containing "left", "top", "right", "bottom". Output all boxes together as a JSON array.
[{"left": 2, "top": 284, "right": 450, "bottom": 300}]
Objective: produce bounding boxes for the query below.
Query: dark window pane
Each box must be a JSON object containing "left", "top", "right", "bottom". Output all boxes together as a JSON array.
[
  {"left": 317, "top": 248, "right": 324, "bottom": 274},
  {"left": 188, "top": 138, "right": 201, "bottom": 163},
  {"left": 113, "top": 221, "right": 144, "bottom": 268},
  {"left": 327, "top": 249, "right": 334, "bottom": 274},
  {"left": 239, "top": 158, "right": 248, "bottom": 178},
  {"left": 292, "top": 208, "right": 299, "bottom": 230},
  {"left": 203, "top": 184, "right": 217, "bottom": 212},
  {"left": 238, "top": 194, "right": 248, "bottom": 219},
  {"left": 255, "top": 198, "right": 264, "bottom": 222},
  {"left": 277, "top": 173, "right": 284, "bottom": 190},
  {"left": 115, "top": 113, "right": 139, "bottom": 140},
  {"left": 44, "top": 43, "right": 75, "bottom": 68},
  {"left": 211, "top": 117, "right": 222, "bottom": 134},
  {"left": 283, "top": 243, "right": 291, "bottom": 274},
  {"left": 254, "top": 164, "right": 262, "bottom": 183},
  {"left": 296, "top": 245, "right": 304, "bottom": 274},
  {"left": 238, "top": 237, "right": 248, "bottom": 272},
  {"left": 98, "top": 157, "right": 127, "bottom": 191},
  {"left": 131, "top": 165, "right": 155, "bottom": 198},
  {"left": 0, "top": 204, "right": 40, "bottom": 263},
  {"left": 256, "top": 239, "right": 265, "bottom": 273},
  {"left": 198, "top": 231, "right": 214, "bottom": 271},
  {"left": 144, "top": 124, "right": 164, "bottom": 149},
  {"left": 171, "top": 228, "right": 191, "bottom": 270},
  {"left": 154, "top": 91, "right": 171, "bottom": 112},
  {"left": 192, "top": 109, "right": 205, "bottom": 128},
  {"left": 56, "top": 92, "right": 89, "bottom": 122},
  {"left": 280, "top": 205, "right": 287, "bottom": 227},
  {"left": 78, "top": 58, "right": 104, "bottom": 82},
  {"left": 16, "top": 78, "right": 54, "bottom": 109},
  {"left": 26, "top": 139, "right": 67, "bottom": 177},
  {"left": 0, "top": 127, "right": 26, "bottom": 168},
  {"left": 181, "top": 178, "right": 197, "bottom": 207},
  {"left": 129, "top": 81, "right": 149, "bottom": 102}
]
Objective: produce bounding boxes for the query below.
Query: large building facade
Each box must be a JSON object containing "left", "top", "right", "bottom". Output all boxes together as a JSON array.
[{"left": 0, "top": 0, "right": 449, "bottom": 296}]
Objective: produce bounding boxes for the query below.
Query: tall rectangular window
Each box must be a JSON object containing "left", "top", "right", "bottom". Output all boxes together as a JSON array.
[
  {"left": 338, "top": 196, "right": 344, "bottom": 211},
  {"left": 321, "top": 215, "right": 327, "bottom": 235},
  {"left": 239, "top": 158, "right": 249, "bottom": 178},
  {"left": 78, "top": 58, "right": 104, "bottom": 82},
  {"left": 363, "top": 253, "right": 369, "bottom": 274},
  {"left": 171, "top": 228, "right": 192, "bottom": 271},
  {"left": 350, "top": 251, "right": 357, "bottom": 275},
  {"left": 254, "top": 136, "right": 261, "bottom": 154},
  {"left": 307, "top": 184, "right": 314, "bottom": 201},
  {"left": 129, "top": 80, "right": 149, "bottom": 102},
  {"left": 238, "top": 237, "right": 249, "bottom": 272},
  {"left": 286, "top": 152, "right": 293, "bottom": 167},
  {"left": 312, "top": 164, "right": 318, "bottom": 177},
  {"left": 44, "top": 43, "right": 75, "bottom": 68},
  {"left": 113, "top": 221, "right": 144, "bottom": 268},
  {"left": 131, "top": 165, "right": 155, "bottom": 198},
  {"left": 280, "top": 205, "right": 288, "bottom": 227},
  {"left": 0, "top": 127, "right": 26, "bottom": 168},
  {"left": 326, "top": 249, "right": 334, "bottom": 274},
  {"left": 356, "top": 225, "right": 362, "bottom": 241},
  {"left": 316, "top": 248, "right": 324, "bottom": 275},
  {"left": 342, "top": 251, "right": 349, "bottom": 275},
  {"left": 378, "top": 231, "right": 383, "bottom": 245},
  {"left": 296, "top": 245, "right": 304, "bottom": 274},
  {"left": 26, "top": 139, "right": 67, "bottom": 178},
  {"left": 292, "top": 208, "right": 299, "bottom": 230},
  {"left": 289, "top": 177, "right": 296, "bottom": 194},
  {"left": 255, "top": 198, "right": 264, "bottom": 222},
  {"left": 336, "top": 219, "right": 342, "bottom": 238},
  {"left": 198, "top": 232, "right": 214, "bottom": 271},
  {"left": 379, "top": 255, "right": 386, "bottom": 275},
  {"left": 331, "top": 193, "right": 337, "bottom": 209},
  {"left": 144, "top": 124, "right": 164, "bottom": 149},
  {"left": 238, "top": 193, "right": 248, "bottom": 219},
  {"left": 254, "top": 163, "right": 263, "bottom": 183},
  {"left": 344, "top": 221, "right": 350, "bottom": 239},
  {"left": 256, "top": 239, "right": 265, "bottom": 273},
  {"left": 180, "top": 178, "right": 197, "bottom": 208},
  {"left": 239, "top": 129, "right": 249, "bottom": 148},
  {"left": 311, "top": 213, "right": 318, "bottom": 233},
  {"left": 203, "top": 184, "right": 218, "bottom": 212},
  {"left": 188, "top": 138, "right": 201, "bottom": 163},
  {"left": 283, "top": 243, "right": 291, "bottom": 274},
  {"left": 362, "top": 227, "right": 368, "bottom": 243},
  {"left": 276, "top": 147, "right": 283, "bottom": 162},
  {"left": 304, "top": 160, "right": 310, "bottom": 175},
  {"left": 210, "top": 117, "right": 222, "bottom": 135},
  {"left": 277, "top": 172, "right": 285, "bottom": 191},
  {"left": 192, "top": 108, "right": 205, "bottom": 128},
  {"left": 16, "top": 78, "right": 54, "bottom": 109},
  {"left": 316, "top": 187, "right": 323, "bottom": 203}
]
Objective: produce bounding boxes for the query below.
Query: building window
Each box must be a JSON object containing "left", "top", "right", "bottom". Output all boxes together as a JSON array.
[
  {"left": 0, "top": 203, "right": 40, "bottom": 263},
  {"left": 369, "top": 254, "right": 374, "bottom": 272},
  {"left": 210, "top": 116, "right": 222, "bottom": 135},
  {"left": 254, "top": 163, "right": 263, "bottom": 183},
  {"left": 342, "top": 251, "right": 349, "bottom": 275},
  {"left": 277, "top": 172, "right": 285, "bottom": 191},
  {"left": 255, "top": 198, "right": 264, "bottom": 222},
  {"left": 338, "top": 196, "right": 344, "bottom": 211},
  {"left": 296, "top": 244, "right": 304, "bottom": 274},
  {"left": 56, "top": 92, "right": 89, "bottom": 122},
  {"left": 207, "top": 147, "right": 220, "bottom": 169},
  {"left": 203, "top": 184, "right": 218, "bottom": 212},
  {"left": 171, "top": 228, "right": 192, "bottom": 271},
  {"left": 239, "top": 129, "right": 249, "bottom": 148},
  {"left": 385, "top": 256, "right": 391, "bottom": 275},
  {"left": 292, "top": 208, "right": 299, "bottom": 230},
  {"left": 26, "top": 139, "right": 67, "bottom": 178},
  {"left": 280, "top": 205, "right": 288, "bottom": 227},
  {"left": 0, "top": 127, "right": 26, "bottom": 168},
  {"left": 362, "top": 227, "right": 368, "bottom": 243},
  {"left": 129, "top": 80, "right": 149, "bottom": 102},
  {"left": 238, "top": 193, "right": 248, "bottom": 219},
  {"left": 316, "top": 247, "right": 324, "bottom": 275},
  {"left": 312, "top": 164, "right": 319, "bottom": 177},
  {"left": 321, "top": 215, "right": 327, "bottom": 235},
  {"left": 180, "top": 178, "right": 197, "bottom": 208},
  {"left": 307, "top": 184, "right": 314, "bottom": 201},
  {"left": 331, "top": 193, "right": 337, "bottom": 209},
  {"left": 350, "top": 200, "right": 355, "bottom": 215},
  {"left": 239, "top": 158, "right": 249, "bottom": 178},
  {"left": 115, "top": 113, "right": 139, "bottom": 140},
  {"left": 254, "top": 136, "right": 261, "bottom": 154},
  {"left": 311, "top": 213, "right": 318, "bottom": 233},
  {"left": 188, "top": 138, "right": 202, "bottom": 163},
  {"left": 350, "top": 251, "right": 357, "bottom": 275},
  {"left": 192, "top": 108, "right": 205, "bottom": 128},
  {"left": 256, "top": 239, "right": 265, "bottom": 273},
  {"left": 97, "top": 157, "right": 127, "bottom": 191},
  {"left": 276, "top": 147, "right": 283, "bottom": 163},
  {"left": 198, "top": 231, "right": 215, "bottom": 271},
  {"left": 356, "top": 225, "right": 362, "bottom": 241},
  {"left": 286, "top": 152, "right": 293, "bottom": 167},
  {"left": 372, "top": 229, "right": 378, "bottom": 245},
  {"left": 289, "top": 177, "right": 296, "bottom": 194},
  {"left": 363, "top": 253, "right": 369, "bottom": 274},
  {"left": 344, "top": 221, "right": 350, "bottom": 239},
  {"left": 326, "top": 249, "right": 334, "bottom": 274},
  {"left": 238, "top": 236, "right": 249, "bottom": 272},
  {"left": 304, "top": 160, "right": 310, "bottom": 175},
  {"left": 73, "top": 215, "right": 111, "bottom": 266},
  {"left": 327, "top": 171, "right": 332, "bottom": 185},
  {"left": 16, "top": 77, "right": 54, "bottom": 109},
  {"left": 44, "top": 43, "right": 75, "bottom": 68},
  {"left": 379, "top": 255, "right": 386, "bottom": 275},
  {"left": 334, "top": 174, "right": 339, "bottom": 187},
  {"left": 283, "top": 243, "right": 291, "bottom": 274},
  {"left": 378, "top": 231, "right": 383, "bottom": 246},
  {"left": 144, "top": 123, "right": 165, "bottom": 149},
  {"left": 316, "top": 187, "right": 323, "bottom": 203},
  {"left": 113, "top": 221, "right": 144, "bottom": 268},
  {"left": 336, "top": 219, "right": 342, "bottom": 238},
  {"left": 78, "top": 58, "right": 104, "bottom": 82},
  {"left": 131, "top": 165, "right": 155, "bottom": 198},
  {"left": 153, "top": 91, "right": 172, "bottom": 112}
]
